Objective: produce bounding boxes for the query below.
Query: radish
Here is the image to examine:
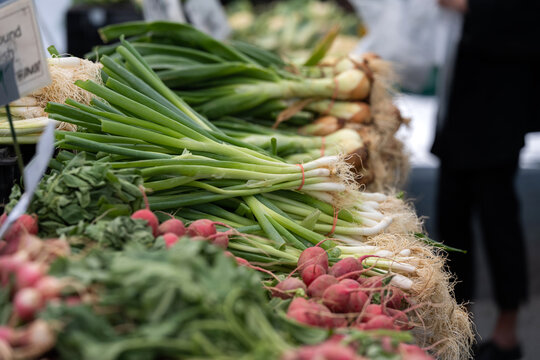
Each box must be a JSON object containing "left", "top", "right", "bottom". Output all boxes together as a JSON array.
[
  {"left": 158, "top": 218, "right": 185, "bottom": 237},
  {"left": 307, "top": 275, "right": 338, "bottom": 298},
  {"left": 398, "top": 343, "right": 433, "bottom": 360},
  {"left": 316, "top": 341, "right": 358, "bottom": 360},
  {"left": 162, "top": 233, "right": 179, "bottom": 249},
  {"left": 131, "top": 209, "right": 159, "bottom": 237},
  {"left": 322, "top": 284, "right": 351, "bottom": 313},
  {"left": 18, "top": 235, "right": 44, "bottom": 260},
  {"left": 20, "top": 320, "right": 56, "bottom": 355},
  {"left": 287, "top": 298, "right": 335, "bottom": 328},
  {"left": 359, "top": 304, "right": 383, "bottom": 323},
  {"left": 301, "top": 264, "right": 326, "bottom": 286},
  {"left": 187, "top": 219, "right": 216, "bottom": 238},
  {"left": 385, "top": 287, "right": 406, "bottom": 310},
  {"left": 360, "top": 276, "right": 383, "bottom": 290},
  {"left": 339, "top": 279, "right": 360, "bottom": 289},
  {"left": 3, "top": 214, "right": 38, "bottom": 243},
  {"left": 363, "top": 315, "right": 395, "bottom": 330},
  {"left": 329, "top": 257, "right": 361, "bottom": 279},
  {"left": 35, "top": 276, "right": 63, "bottom": 300},
  {"left": 14, "top": 288, "right": 43, "bottom": 320},
  {"left": 0, "top": 213, "right": 6, "bottom": 225},
  {"left": 288, "top": 297, "right": 311, "bottom": 313},
  {"left": 0, "top": 327, "right": 14, "bottom": 344},
  {"left": 16, "top": 262, "right": 44, "bottom": 289},
  {"left": 291, "top": 341, "right": 358, "bottom": 360},
  {"left": 212, "top": 233, "right": 229, "bottom": 249},
  {"left": 131, "top": 186, "right": 159, "bottom": 237},
  {"left": 348, "top": 290, "right": 368, "bottom": 313},
  {"left": 297, "top": 246, "right": 328, "bottom": 271},
  {"left": 385, "top": 308, "right": 411, "bottom": 330},
  {"left": 271, "top": 278, "right": 306, "bottom": 299}
]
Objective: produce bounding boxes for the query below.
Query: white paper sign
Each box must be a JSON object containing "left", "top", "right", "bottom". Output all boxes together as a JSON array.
[
  {"left": 184, "top": 0, "right": 231, "bottom": 40},
  {"left": 0, "top": 121, "right": 55, "bottom": 238},
  {"left": 142, "top": 0, "right": 185, "bottom": 22},
  {"left": 0, "top": 0, "right": 51, "bottom": 106}
]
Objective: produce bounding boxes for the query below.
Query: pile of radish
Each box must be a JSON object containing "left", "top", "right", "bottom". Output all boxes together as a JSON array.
[
  {"left": 270, "top": 246, "right": 415, "bottom": 333},
  {"left": 132, "top": 206, "right": 228, "bottom": 250},
  {"left": 0, "top": 232, "right": 70, "bottom": 359},
  {"left": 284, "top": 336, "right": 434, "bottom": 360}
]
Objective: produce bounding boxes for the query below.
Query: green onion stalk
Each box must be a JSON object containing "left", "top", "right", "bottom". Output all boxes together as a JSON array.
[{"left": 212, "top": 117, "right": 365, "bottom": 164}]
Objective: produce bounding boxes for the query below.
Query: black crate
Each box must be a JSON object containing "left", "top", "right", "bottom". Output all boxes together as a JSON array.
[{"left": 67, "top": 3, "right": 143, "bottom": 58}]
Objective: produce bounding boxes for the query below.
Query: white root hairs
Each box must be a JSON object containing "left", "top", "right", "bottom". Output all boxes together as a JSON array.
[{"left": 34, "top": 57, "right": 102, "bottom": 108}]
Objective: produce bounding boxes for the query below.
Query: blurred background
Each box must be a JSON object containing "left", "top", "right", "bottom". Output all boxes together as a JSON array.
[{"left": 25, "top": 0, "right": 540, "bottom": 358}]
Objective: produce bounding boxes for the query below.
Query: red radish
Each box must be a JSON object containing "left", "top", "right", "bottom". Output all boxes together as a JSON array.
[
  {"left": 18, "top": 235, "right": 44, "bottom": 260},
  {"left": 292, "top": 341, "right": 358, "bottom": 360},
  {"left": 212, "top": 233, "right": 229, "bottom": 249},
  {"left": 131, "top": 209, "right": 159, "bottom": 237},
  {"left": 360, "top": 276, "right": 383, "bottom": 290},
  {"left": 16, "top": 262, "right": 44, "bottom": 289},
  {"left": 158, "top": 218, "right": 185, "bottom": 237},
  {"left": 322, "top": 284, "right": 351, "bottom": 313},
  {"left": 187, "top": 219, "right": 216, "bottom": 238},
  {"left": 363, "top": 315, "right": 396, "bottom": 330},
  {"left": 329, "top": 257, "right": 361, "bottom": 279},
  {"left": 21, "top": 320, "right": 56, "bottom": 354},
  {"left": 272, "top": 278, "right": 306, "bottom": 299},
  {"left": 3, "top": 214, "right": 38, "bottom": 242},
  {"left": 131, "top": 187, "right": 159, "bottom": 237},
  {"left": 317, "top": 341, "right": 358, "bottom": 360},
  {"left": 359, "top": 304, "right": 383, "bottom": 323},
  {"left": 297, "top": 246, "right": 328, "bottom": 271},
  {"left": 301, "top": 264, "right": 326, "bottom": 286},
  {"left": 386, "top": 308, "right": 411, "bottom": 330},
  {"left": 0, "top": 213, "right": 6, "bottom": 225},
  {"left": 348, "top": 290, "right": 369, "bottom": 313},
  {"left": 14, "top": 288, "right": 43, "bottom": 320},
  {"left": 162, "top": 233, "right": 179, "bottom": 249},
  {"left": 288, "top": 297, "right": 311, "bottom": 313},
  {"left": 339, "top": 279, "right": 360, "bottom": 289},
  {"left": 398, "top": 343, "right": 433, "bottom": 359},
  {"left": 0, "top": 327, "right": 14, "bottom": 344},
  {"left": 385, "top": 287, "right": 406, "bottom": 309},
  {"left": 0, "top": 252, "right": 29, "bottom": 285},
  {"left": 287, "top": 298, "right": 335, "bottom": 328},
  {"left": 35, "top": 276, "right": 63, "bottom": 299},
  {"left": 307, "top": 275, "right": 338, "bottom": 298}
]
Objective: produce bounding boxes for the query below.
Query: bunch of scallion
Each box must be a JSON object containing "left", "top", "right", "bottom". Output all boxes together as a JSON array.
[
  {"left": 46, "top": 39, "right": 418, "bottom": 287},
  {"left": 88, "top": 21, "right": 373, "bottom": 125}
]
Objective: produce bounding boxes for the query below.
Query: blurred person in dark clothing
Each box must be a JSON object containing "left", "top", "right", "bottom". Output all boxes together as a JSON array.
[{"left": 433, "top": 0, "right": 540, "bottom": 359}]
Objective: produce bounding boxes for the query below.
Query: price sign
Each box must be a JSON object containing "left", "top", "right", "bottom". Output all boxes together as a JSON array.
[
  {"left": 142, "top": 0, "right": 185, "bottom": 22},
  {"left": 184, "top": 0, "right": 231, "bottom": 40},
  {"left": 0, "top": 0, "right": 50, "bottom": 106}
]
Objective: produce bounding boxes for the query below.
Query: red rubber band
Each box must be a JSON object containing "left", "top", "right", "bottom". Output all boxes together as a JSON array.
[
  {"left": 326, "top": 206, "right": 338, "bottom": 236},
  {"left": 320, "top": 136, "right": 326, "bottom": 157},
  {"left": 295, "top": 164, "right": 305, "bottom": 191}
]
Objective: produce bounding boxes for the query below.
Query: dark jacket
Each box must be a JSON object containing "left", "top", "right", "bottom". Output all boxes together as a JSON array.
[{"left": 432, "top": 0, "right": 540, "bottom": 169}]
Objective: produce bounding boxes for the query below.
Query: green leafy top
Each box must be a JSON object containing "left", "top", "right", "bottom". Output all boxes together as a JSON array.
[
  {"left": 6, "top": 153, "right": 144, "bottom": 236},
  {"left": 44, "top": 238, "right": 326, "bottom": 360}
]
